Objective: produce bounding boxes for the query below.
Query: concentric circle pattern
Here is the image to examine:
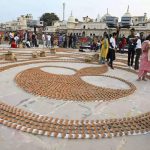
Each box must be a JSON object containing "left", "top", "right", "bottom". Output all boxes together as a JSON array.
[{"left": 0, "top": 49, "right": 150, "bottom": 140}]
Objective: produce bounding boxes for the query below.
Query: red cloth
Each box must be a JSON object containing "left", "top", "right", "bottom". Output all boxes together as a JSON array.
[{"left": 11, "top": 42, "right": 17, "bottom": 48}]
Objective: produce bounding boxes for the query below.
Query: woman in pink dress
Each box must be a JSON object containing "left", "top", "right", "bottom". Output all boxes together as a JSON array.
[{"left": 137, "top": 35, "right": 150, "bottom": 81}]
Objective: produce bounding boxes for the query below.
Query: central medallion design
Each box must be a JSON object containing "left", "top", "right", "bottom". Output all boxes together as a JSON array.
[{"left": 15, "top": 65, "right": 136, "bottom": 101}]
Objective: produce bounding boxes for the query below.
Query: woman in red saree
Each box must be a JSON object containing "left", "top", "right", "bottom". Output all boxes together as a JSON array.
[{"left": 137, "top": 35, "right": 150, "bottom": 81}]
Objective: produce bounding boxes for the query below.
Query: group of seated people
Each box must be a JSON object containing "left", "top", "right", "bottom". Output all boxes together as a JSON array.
[{"left": 11, "top": 39, "right": 38, "bottom": 48}]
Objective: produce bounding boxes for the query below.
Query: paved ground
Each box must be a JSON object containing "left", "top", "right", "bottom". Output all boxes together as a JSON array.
[{"left": 0, "top": 45, "right": 150, "bottom": 150}]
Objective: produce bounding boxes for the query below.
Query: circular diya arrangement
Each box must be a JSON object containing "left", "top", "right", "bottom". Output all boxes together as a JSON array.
[
  {"left": 0, "top": 55, "right": 150, "bottom": 139},
  {"left": 15, "top": 65, "right": 136, "bottom": 102},
  {"left": 0, "top": 102, "right": 150, "bottom": 139}
]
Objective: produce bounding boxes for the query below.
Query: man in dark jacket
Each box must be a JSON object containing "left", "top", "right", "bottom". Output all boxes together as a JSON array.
[{"left": 127, "top": 28, "right": 136, "bottom": 67}]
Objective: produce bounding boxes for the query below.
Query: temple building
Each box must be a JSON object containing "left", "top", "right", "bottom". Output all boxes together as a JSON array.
[
  {"left": 0, "top": 8, "right": 150, "bottom": 37},
  {"left": 44, "top": 7, "right": 150, "bottom": 37},
  {"left": 132, "top": 13, "right": 148, "bottom": 26}
]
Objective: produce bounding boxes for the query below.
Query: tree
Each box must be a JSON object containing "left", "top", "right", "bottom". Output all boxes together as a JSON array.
[{"left": 40, "top": 13, "right": 59, "bottom": 26}]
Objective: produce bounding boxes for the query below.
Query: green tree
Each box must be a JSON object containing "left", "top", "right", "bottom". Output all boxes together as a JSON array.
[{"left": 40, "top": 13, "right": 59, "bottom": 26}]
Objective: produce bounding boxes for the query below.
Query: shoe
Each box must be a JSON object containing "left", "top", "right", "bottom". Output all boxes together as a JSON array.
[
  {"left": 111, "top": 66, "right": 114, "bottom": 69},
  {"left": 142, "top": 77, "right": 147, "bottom": 81},
  {"left": 108, "top": 62, "right": 111, "bottom": 66},
  {"left": 134, "top": 67, "right": 139, "bottom": 70}
]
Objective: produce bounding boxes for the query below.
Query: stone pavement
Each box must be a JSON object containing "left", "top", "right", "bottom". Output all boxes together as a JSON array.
[{"left": 0, "top": 46, "right": 150, "bottom": 150}]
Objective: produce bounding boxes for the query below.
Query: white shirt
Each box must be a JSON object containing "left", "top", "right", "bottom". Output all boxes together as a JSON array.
[
  {"left": 97, "top": 41, "right": 101, "bottom": 46},
  {"left": 110, "top": 37, "right": 116, "bottom": 49},
  {"left": 47, "top": 35, "right": 51, "bottom": 41},
  {"left": 136, "top": 39, "right": 142, "bottom": 49},
  {"left": 14, "top": 36, "right": 19, "bottom": 42},
  {"left": 42, "top": 34, "right": 46, "bottom": 41},
  {"left": 9, "top": 32, "right": 14, "bottom": 38}
]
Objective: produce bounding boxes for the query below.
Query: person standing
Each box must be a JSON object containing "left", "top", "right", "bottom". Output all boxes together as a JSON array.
[
  {"left": 35, "top": 34, "right": 39, "bottom": 47},
  {"left": 51, "top": 34, "right": 54, "bottom": 47},
  {"left": 58, "top": 34, "right": 63, "bottom": 47},
  {"left": 108, "top": 32, "right": 117, "bottom": 69},
  {"left": 14, "top": 33, "right": 19, "bottom": 47},
  {"left": 24, "top": 30, "right": 29, "bottom": 45},
  {"left": 9, "top": 32, "right": 14, "bottom": 44},
  {"left": 47, "top": 33, "right": 51, "bottom": 48},
  {"left": 140, "top": 32, "right": 145, "bottom": 43},
  {"left": 93, "top": 35, "right": 98, "bottom": 51},
  {"left": 134, "top": 33, "right": 142, "bottom": 70},
  {"left": 99, "top": 32, "right": 109, "bottom": 64},
  {"left": 72, "top": 33, "right": 77, "bottom": 49},
  {"left": 137, "top": 35, "right": 150, "bottom": 81},
  {"left": 69, "top": 33, "right": 73, "bottom": 48},
  {"left": 42, "top": 33, "right": 46, "bottom": 48},
  {"left": 32, "top": 33, "right": 36, "bottom": 47},
  {"left": 127, "top": 28, "right": 136, "bottom": 67},
  {"left": 63, "top": 34, "right": 67, "bottom": 48},
  {"left": 121, "top": 35, "right": 127, "bottom": 54},
  {"left": 97, "top": 40, "right": 101, "bottom": 51}
]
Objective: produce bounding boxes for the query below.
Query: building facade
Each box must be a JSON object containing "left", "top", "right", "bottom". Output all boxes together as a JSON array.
[
  {"left": 43, "top": 7, "right": 150, "bottom": 37},
  {"left": 1, "top": 11, "right": 150, "bottom": 37},
  {"left": 0, "top": 14, "right": 43, "bottom": 32}
]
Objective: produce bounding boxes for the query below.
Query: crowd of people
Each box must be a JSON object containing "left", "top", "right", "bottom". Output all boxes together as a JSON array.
[
  {"left": 98, "top": 28, "right": 150, "bottom": 81},
  {"left": 53, "top": 30, "right": 150, "bottom": 76},
  {"left": 125, "top": 28, "right": 150, "bottom": 81},
  {"left": 0, "top": 29, "right": 149, "bottom": 81},
  {"left": 0, "top": 31, "right": 57, "bottom": 48},
  {"left": 0, "top": 31, "right": 40, "bottom": 48},
  {"left": 99, "top": 32, "right": 117, "bottom": 69}
]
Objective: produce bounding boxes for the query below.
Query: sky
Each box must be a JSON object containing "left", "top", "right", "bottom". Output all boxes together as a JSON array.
[{"left": 0, "top": 0, "right": 150, "bottom": 23}]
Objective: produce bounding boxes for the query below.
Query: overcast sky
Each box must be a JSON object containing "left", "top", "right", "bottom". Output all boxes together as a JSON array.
[{"left": 0, "top": 0, "right": 150, "bottom": 22}]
